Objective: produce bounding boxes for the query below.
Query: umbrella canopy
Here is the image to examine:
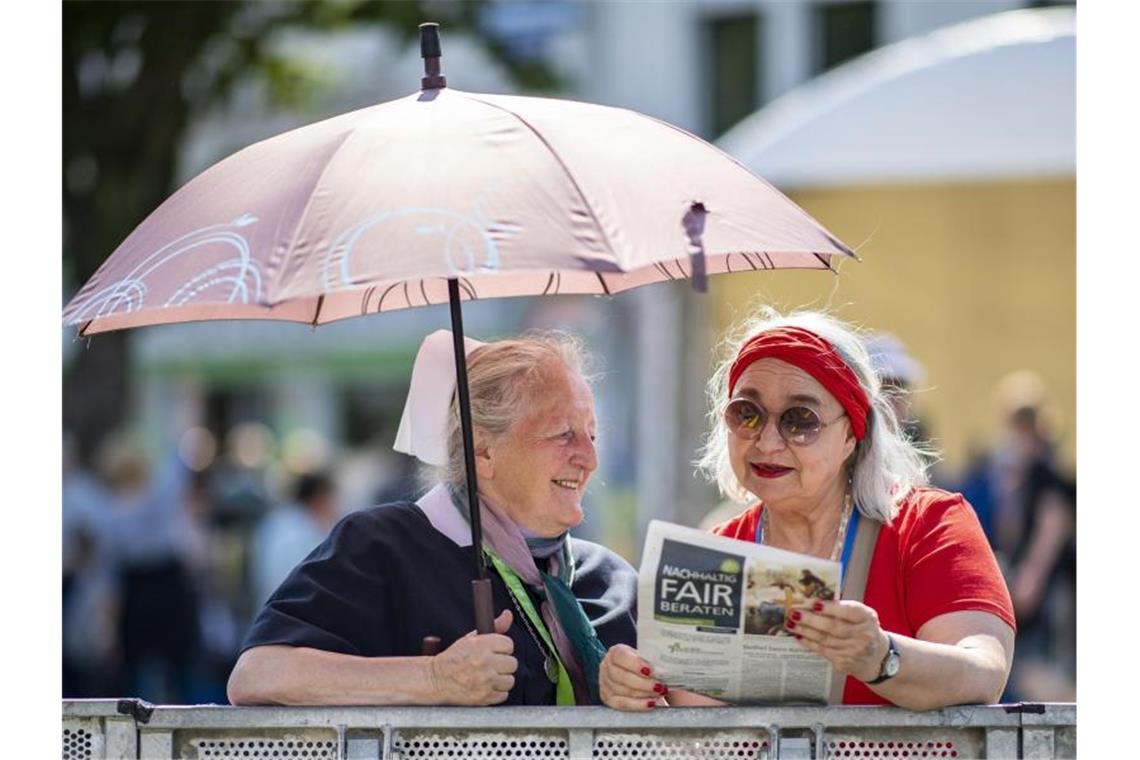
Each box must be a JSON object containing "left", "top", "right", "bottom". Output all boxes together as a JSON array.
[
  {"left": 62, "top": 78, "right": 852, "bottom": 337},
  {"left": 63, "top": 23, "right": 856, "bottom": 635}
]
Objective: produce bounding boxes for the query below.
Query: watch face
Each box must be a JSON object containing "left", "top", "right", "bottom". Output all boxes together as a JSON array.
[{"left": 884, "top": 652, "right": 901, "bottom": 677}]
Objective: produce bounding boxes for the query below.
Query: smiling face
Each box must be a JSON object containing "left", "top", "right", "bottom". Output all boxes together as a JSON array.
[
  {"left": 475, "top": 359, "right": 598, "bottom": 537},
  {"left": 727, "top": 358, "right": 857, "bottom": 517}
]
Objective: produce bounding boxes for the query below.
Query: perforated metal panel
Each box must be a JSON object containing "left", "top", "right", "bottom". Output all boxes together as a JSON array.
[
  {"left": 191, "top": 737, "right": 338, "bottom": 759},
  {"left": 393, "top": 731, "right": 570, "bottom": 758},
  {"left": 59, "top": 701, "right": 1075, "bottom": 760},
  {"left": 825, "top": 731, "right": 980, "bottom": 759},
  {"left": 63, "top": 719, "right": 107, "bottom": 760},
  {"left": 62, "top": 726, "right": 95, "bottom": 760},
  {"left": 593, "top": 732, "right": 770, "bottom": 759}
]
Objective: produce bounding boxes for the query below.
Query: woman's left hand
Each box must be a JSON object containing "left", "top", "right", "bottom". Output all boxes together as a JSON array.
[{"left": 787, "top": 600, "right": 889, "bottom": 683}]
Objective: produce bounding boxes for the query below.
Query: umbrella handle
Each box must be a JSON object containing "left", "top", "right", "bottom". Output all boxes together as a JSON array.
[{"left": 472, "top": 578, "right": 495, "bottom": 634}]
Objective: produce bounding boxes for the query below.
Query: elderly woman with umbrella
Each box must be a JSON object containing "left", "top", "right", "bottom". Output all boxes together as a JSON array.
[
  {"left": 600, "top": 309, "right": 1015, "bottom": 710},
  {"left": 228, "top": 331, "right": 636, "bottom": 706},
  {"left": 62, "top": 23, "right": 861, "bottom": 706}
]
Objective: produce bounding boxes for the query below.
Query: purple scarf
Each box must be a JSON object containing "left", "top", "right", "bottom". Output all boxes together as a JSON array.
[{"left": 447, "top": 485, "right": 591, "bottom": 704}]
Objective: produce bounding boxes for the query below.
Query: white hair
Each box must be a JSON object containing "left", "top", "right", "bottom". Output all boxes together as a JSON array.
[
  {"left": 442, "top": 332, "right": 593, "bottom": 488},
  {"left": 695, "top": 307, "right": 934, "bottom": 524}
]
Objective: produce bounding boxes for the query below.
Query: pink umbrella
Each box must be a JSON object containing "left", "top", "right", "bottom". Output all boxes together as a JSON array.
[{"left": 63, "top": 24, "right": 855, "bottom": 631}]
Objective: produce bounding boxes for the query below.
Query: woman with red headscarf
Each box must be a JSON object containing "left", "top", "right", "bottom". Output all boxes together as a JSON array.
[{"left": 600, "top": 309, "right": 1015, "bottom": 710}]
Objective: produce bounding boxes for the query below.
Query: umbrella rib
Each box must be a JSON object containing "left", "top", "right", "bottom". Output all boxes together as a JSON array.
[
  {"left": 272, "top": 130, "right": 356, "bottom": 295},
  {"left": 636, "top": 110, "right": 805, "bottom": 207},
  {"left": 360, "top": 286, "right": 376, "bottom": 316},
  {"left": 310, "top": 295, "right": 325, "bottom": 326},
  {"left": 460, "top": 94, "right": 620, "bottom": 265},
  {"left": 376, "top": 284, "right": 400, "bottom": 313},
  {"left": 813, "top": 252, "right": 838, "bottom": 273},
  {"left": 594, "top": 272, "right": 611, "bottom": 296}
]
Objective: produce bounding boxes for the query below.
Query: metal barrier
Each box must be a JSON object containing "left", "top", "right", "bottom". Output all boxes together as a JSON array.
[{"left": 63, "top": 699, "right": 1074, "bottom": 760}]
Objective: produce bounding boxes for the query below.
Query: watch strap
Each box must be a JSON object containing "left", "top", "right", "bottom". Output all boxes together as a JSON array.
[{"left": 866, "top": 634, "right": 899, "bottom": 685}]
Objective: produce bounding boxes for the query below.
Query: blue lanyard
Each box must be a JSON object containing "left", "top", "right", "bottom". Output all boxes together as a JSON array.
[{"left": 754, "top": 507, "right": 861, "bottom": 587}]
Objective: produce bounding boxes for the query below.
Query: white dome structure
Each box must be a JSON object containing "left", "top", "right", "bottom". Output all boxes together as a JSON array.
[{"left": 718, "top": 8, "right": 1075, "bottom": 187}]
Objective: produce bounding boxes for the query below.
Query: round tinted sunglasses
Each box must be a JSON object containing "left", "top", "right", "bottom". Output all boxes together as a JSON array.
[{"left": 724, "top": 397, "right": 846, "bottom": 447}]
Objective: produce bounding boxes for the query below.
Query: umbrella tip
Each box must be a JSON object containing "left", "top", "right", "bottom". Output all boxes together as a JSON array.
[{"left": 419, "top": 22, "right": 447, "bottom": 90}]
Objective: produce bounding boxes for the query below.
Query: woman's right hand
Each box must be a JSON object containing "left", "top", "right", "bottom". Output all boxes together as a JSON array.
[
  {"left": 428, "top": 609, "right": 518, "bottom": 704},
  {"left": 599, "top": 644, "right": 667, "bottom": 711}
]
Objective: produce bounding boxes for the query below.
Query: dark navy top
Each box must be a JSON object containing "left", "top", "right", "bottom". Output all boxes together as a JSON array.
[{"left": 241, "top": 501, "right": 638, "bottom": 705}]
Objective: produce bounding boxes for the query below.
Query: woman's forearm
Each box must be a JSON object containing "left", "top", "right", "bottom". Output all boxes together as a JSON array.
[
  {"left": 666, "top": 637, "right": 1005, "bottom": 711},
  {"left": 867, "top": 632, "right": 1010, "bottom": 711},
  {"left": 227, "top": 645, "right": 440, "bottom": 706}
]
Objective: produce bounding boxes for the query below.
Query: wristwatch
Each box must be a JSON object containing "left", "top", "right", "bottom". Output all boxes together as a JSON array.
[{"left": 866, "top": 633, "right": 900, "bottom": 685}]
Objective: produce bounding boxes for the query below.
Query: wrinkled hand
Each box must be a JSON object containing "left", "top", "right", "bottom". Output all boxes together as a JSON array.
[
  {"left": 428, "top": 609, "right": 518, "bottom": 704},
  {"left": 787, "top": 600, "right": 889, "bottom": 684},
  {"left": 599, "top": 644, "right": 667, "bottom": 711}
]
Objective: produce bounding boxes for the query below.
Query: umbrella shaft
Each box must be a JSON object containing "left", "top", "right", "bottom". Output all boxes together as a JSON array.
[{"left": 448, "top": 281, "right": 494, "bottom": 610}]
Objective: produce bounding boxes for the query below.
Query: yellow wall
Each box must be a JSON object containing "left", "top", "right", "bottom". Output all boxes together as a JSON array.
[{"left": 709, "top": 177, "right": 1076, "bottom": 475}]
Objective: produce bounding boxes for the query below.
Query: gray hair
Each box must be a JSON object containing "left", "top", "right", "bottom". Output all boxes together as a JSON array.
[
  {"left": 442, "top": 332, "right": 593, "bottom": 488},
  {"left": 695, "top": 307, "right": 934, "bottom": 524}
]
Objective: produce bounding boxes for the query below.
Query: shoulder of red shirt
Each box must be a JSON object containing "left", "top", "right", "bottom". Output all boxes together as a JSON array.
[
  {"left": 708, "top": 502, "right": 761, "bottom": 540},
  {"left": 889, "top": 485, "right": 978, "bottom": 535}
]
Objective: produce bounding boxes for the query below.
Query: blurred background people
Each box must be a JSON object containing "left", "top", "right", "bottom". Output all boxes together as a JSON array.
[
  {"left": 92, "top": 432, "right": 203, "bottom": 703},
  {"left": 864, "top": 332, "right": 928, "bottom": 445},
  {"left": 990, "top": 371, "right": 1076, "bottom": 701},
  {"left": 250, "top": 472, "right": 340, "bottom": 606},
  {"left": 62, "top": 433, "right": 118, "bottom": 697},
  {"left": 946, "top": 370, "right": 1076, "bottom": 700}
]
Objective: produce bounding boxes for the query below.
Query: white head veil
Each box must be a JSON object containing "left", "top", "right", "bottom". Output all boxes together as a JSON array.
[{"left": 393, "top": 330, "right": 486, "bottom": 466}]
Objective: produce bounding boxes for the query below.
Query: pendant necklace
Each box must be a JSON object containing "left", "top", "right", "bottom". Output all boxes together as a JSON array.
[
  {"left": 502, "top": 583, "right": 560, "bottom": 684},
  {"left": 760, "top": 492, "right": 854, "bottom": 561}
]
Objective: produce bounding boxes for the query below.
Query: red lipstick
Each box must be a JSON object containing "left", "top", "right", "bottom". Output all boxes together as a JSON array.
[{"left": 750, "top": 463, "right": 792, "bottom": 479}]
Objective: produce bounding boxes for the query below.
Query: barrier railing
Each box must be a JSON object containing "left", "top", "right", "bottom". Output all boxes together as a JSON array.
[{"left": 62, "top": 699, "right": 1074, "bottom": 759}]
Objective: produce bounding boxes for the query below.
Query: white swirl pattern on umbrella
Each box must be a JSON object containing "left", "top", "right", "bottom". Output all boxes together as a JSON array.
[
  {"left": 68, "top": 214, "right": 262, "bottom": 320},
  {"left": 323, "top": 206, "right": 501, "bottom": 292}
]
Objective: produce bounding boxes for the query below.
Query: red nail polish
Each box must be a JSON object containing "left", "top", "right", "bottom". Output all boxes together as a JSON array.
[
  {"left": 646, "top": 700, "right": 657, "bottom": 709},
  {"left": 653, "top": 682, "right": 666, "bottom": 694},
  {"left": 794, "top": 634, "right": 802, "bottom": 640},
  {"left": 812, "top": 601, "right": 824, "bottom": 612},
  {"left": 786, "top": 620, "right": 797, "bottom": 630},
  {"left": 640, "top": 666, "right": 652, "bottom": 677},
  {"left": 790, "top": 610, "right": 802, "bottom": 621}
]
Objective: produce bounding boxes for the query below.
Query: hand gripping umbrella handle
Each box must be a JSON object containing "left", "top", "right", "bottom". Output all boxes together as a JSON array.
[{"left": 472, "top": 579, "right": 495, "bottom": 634}]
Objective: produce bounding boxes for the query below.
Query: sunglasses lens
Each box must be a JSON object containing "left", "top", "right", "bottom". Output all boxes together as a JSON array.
[
  {"left": 725, "top": 399, "right": 764, "bottom": 435},
  {"left": 779, "top": 406, "right": 824, "bottom": 445}
]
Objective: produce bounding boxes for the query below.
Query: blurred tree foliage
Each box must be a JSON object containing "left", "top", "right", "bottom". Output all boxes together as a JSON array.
[{"left": 63, "top": 0, "right": 555, "bottom": 461}]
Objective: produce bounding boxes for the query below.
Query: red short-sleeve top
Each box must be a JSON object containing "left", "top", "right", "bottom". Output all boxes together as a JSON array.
[{"left": 710, "top": 487, "right": 1015, "bottom": 705}]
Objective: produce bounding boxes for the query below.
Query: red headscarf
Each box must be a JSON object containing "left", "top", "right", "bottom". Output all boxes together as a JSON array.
[{"left": 727, "top": 326, "right": 871, "bottom": 440}]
